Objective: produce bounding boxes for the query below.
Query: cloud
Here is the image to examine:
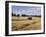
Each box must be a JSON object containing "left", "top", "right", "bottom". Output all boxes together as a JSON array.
[{"left": 12, "top": 6, "right": 41, "bottom": 15}]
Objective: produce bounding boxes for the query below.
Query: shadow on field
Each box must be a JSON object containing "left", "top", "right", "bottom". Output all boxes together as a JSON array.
[{"left": 12, "top": 23, "right": 31, "bottom": 31}]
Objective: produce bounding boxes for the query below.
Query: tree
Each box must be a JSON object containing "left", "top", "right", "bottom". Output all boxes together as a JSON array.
[
  {"left": 13, "top": 14, "right": 16, "bottom": 16},
  {"left": 12, "top": 13, "right": 13, "bottom": 16},
  {"left": 12, "top": 12, "right": 16, "bottom": 16},
  {"left": 17, "top": 14, "right": 20, "bottom": 17},
  {"left": 21, "top": 14, "right": 27, "bottom": 16},
  {"left": 17, "top": 14, "right": 20, "bottom": 20}
]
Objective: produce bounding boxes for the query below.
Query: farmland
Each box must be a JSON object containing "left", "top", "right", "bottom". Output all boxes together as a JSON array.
[{"left": 12, "top": 16, "right": 41, "bottom": 31}]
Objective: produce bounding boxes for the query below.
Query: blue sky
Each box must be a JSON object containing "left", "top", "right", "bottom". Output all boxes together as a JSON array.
[{"left": 12, "top": 5, "right": 41, "bottom": 15}]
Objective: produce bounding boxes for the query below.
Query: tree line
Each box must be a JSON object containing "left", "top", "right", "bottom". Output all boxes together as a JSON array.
[
  {"left": 12, "top": 13, "right": 41, "bottom": 17},
  {"left": 12, "top": 13, "right": 28, "bottom": 16}
]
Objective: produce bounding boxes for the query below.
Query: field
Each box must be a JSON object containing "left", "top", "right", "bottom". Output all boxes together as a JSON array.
[{"left": 12, "top": 16, "right": 41, "bottom": 31}]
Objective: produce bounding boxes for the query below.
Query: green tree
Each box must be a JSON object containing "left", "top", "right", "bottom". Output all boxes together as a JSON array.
[
  {"left": 17, "top": 14, "right": 20, "bottom": 17},
  {"left": 17, "top": 14, "right": 20, "bottom": 20}
]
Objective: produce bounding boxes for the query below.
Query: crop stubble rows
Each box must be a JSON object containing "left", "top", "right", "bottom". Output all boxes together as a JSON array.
[{"left": 12, "top": 16, "right": 41, "bottom": 31}]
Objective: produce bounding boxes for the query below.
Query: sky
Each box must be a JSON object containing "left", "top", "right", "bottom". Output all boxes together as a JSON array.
[{"left": 12, "top": 5, "right": 41, "bottom": 16}]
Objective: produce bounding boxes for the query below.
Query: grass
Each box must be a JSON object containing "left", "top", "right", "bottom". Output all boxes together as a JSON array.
[{"left": 12, "top": 16, "right": 41, "bottom": 31}]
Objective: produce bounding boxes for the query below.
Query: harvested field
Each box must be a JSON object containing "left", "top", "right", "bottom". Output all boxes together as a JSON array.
[{"left": 12, "top": 16, "right": 41, "bottom": 31}]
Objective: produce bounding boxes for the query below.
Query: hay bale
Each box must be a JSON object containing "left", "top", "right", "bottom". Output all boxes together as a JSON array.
[{"left": 28, "top": 17, "right": 32, "bottom": 20}]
